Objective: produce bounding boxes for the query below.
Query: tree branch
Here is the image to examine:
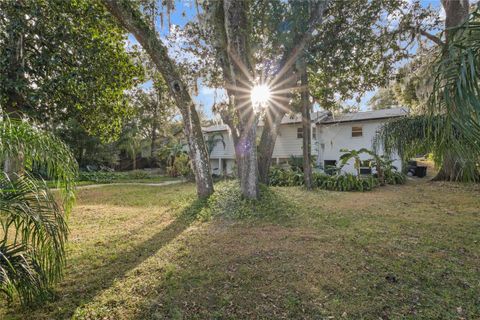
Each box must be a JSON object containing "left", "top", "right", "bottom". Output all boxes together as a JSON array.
[
  {"left": 274, "top": 0, "right": 331, "bottom": 82},
  {"left": 419, "top": 29, "right": 445, "bottom": 46}
]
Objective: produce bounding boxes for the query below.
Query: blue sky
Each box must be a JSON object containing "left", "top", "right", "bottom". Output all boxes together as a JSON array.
[{"left": 132, "top": 0, "right": 444, "bottom": 118}]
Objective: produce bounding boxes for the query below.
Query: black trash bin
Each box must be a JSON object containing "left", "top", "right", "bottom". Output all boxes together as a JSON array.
[{"left": 415, "top": 166, "right": 427, "bottom": 178}]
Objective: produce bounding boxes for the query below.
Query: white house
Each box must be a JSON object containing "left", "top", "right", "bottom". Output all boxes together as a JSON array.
[
  {"left": 203, "top": 107, "right": 408, "bottom": 176},
  {"left": 315, "top": 108, "right": 406, "bottom": 174}
]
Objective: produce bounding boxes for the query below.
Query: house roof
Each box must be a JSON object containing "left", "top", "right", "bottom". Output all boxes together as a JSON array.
[
  {"left": 318, "top": 107, "right": 408, "bottom": 124},
  {"left": 202, "top": 108, "right": 408, "bottom": 132}
]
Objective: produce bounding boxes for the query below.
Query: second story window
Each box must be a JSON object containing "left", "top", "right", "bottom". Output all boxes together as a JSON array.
[
  {"left": 297, "top": 127, "right": 303, "bottom": 139},
  {"left": 352, "top": 126, "right": 363, "bottom": 137},
  {"left": 312, "top": 128, "right": 317, "bottom": 140}
]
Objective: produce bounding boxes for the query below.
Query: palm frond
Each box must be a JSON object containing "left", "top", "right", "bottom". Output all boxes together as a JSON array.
[
  {"left": 0, "top": 117, "right": 77, "bottom": 304},
  {"left": 374, "top": 9, "right": 480, "bottom": 182},
  {"left": 0, "top": 117, "right": 77, "bottom": 212},
  {"left": 373, "top": 115, "right": 480, "bottom": 181}
]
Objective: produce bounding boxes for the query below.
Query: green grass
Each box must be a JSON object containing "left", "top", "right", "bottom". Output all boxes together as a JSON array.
[{"left": 1, "top": 179, "right": 479, "bottom": 319}]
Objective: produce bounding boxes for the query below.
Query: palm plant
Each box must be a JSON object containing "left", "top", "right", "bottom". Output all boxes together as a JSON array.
[
  {"left": 0, "top": 117, "right": 77, "bottom": 304},
  {"left": 375, "top": 9, "right": 480, "bottom": 182},
  {"left": 339, "top": 148, "right": 371, "bottom": 177}
]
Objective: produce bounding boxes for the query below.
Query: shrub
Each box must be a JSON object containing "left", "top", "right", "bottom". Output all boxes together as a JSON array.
[
  {"left": 385, "top": 171, "right": 406, "bottom": 185},
  {"left": 268, "top": 167, "right": 304, "bottom": 187},
  {"left": 125, "top": 170, "right": 149, "bottom": 180},
  {"left": 268, "top": 168, "right": 380, "bottom": 192},
  {"left": 313, "top": 173, "right": 378, "bottom": 191},
  {"left": 167, "top": 153, "right": 193, "bottom": 178}
]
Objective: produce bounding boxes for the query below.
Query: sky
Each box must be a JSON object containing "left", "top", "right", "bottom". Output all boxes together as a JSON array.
[{"left": 130, "top": 0, "right": 444, "bottom": 118}]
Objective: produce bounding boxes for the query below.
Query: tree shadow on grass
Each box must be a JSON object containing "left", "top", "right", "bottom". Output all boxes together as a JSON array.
[{"left": 7, "top": 197, "right": 207, "bottom": 320}]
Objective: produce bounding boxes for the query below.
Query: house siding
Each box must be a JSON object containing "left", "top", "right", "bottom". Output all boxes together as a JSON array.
[
  {"left": 317, "top": 119, "right": 402, "bottom": 174},
  {"left": 270, "top": 124, "right": 317, "bottom": 158},
  {"left": 203, "top": 110, "right": 405, "bottom": 176}
]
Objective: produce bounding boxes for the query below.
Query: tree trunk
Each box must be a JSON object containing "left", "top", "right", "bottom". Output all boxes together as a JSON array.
[
  {"left": 433, "top": 0, "right": 470, "bottom": 181},
  {"left": 224, "top": 0, "right": 259, "bottom": 199},
  {"left": 208, "top": 0, "right": 259, "bottom": 198},
  {"left": 442, "top": 0, "right": 469, "bottom": 40},
  {"left": 258, "top": 107, "right": 284, "bottom": 184},
  {"left": 102, "top": 0, "right": 213, "bottom": 198},
  {"left": 299, "top": 61, "right": 313, "bottom": 189}
]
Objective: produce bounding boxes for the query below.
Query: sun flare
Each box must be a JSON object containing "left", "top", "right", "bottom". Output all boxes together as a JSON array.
[{"left": 251, "top": 84, "right": 272, "bottom": 106}]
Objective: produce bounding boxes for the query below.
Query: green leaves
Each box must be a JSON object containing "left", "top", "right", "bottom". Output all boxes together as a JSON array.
[
  {"left": 0, "top": 0, "right": 143, "bottom": 140},
  {"left": 0, "top": 117, "right": 77, "bottom": 304}
]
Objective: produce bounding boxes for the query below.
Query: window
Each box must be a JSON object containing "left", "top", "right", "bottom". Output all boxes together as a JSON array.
[
  {"left": 352, "top": 126, "right": 363, "bottom": 137},
  {"left": 312, "top": 128, "right": 317, "bottom": 140},
  {"left": 297, "top": 127, "right": 303, "bottom": 139}
]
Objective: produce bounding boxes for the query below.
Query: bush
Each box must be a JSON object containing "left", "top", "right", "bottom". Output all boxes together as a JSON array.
[
  {"left": 268, "top": 167, "right": 380, "bottom": 191},
  {"left": 125, "top": 170, "right": 149, "bottom": 180},
  {"left": 313, "top": 173, "right": 378, "bottom": 191},
  {"left": 268, "top": 167, "right": 304, "bottom": 186},
  {"left": 385, "top": 171, "right": 406, "bottom": 185},
  {"left": 167, "top": 153, "right": 193, "bottom": 178},
  {"left": 78, "top": 171, "right": 125, "bottom": 183}
]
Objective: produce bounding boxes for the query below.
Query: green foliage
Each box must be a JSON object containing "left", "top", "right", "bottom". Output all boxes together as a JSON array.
[
  {"left": 0, "top": 118, "right": 77, "bottom": 305},
  {"left": 78, "top": 171, "right": 124, "bottom": 183},
  {"left": 198, "top": 181, "right": 295, "bottom": 221},
  {"left": 0, "top": 0, "right": 143, "bottom": 139},
  {"left": 167, "top": 153, "right": 192, "bottom": 178},
  {"left": 268, "top": 167, "right": 304, "bottom": 187},
  {"left": 0, "top": 174, "right": 68, "bottom": 305},
  {"left": 368, "top": 87, "right": 399, "bottom": 110},
  {"left": 313, "top": 173, "right": 379, "bottom": 192},
  {"left": 56, "top": 119, "right": 119, "bottom": 169},
  {"left": 429, "top": 9, "right": 480, "bottom": 149},
  {"left": 268, "top": 167, "right": 380, "bottom": 192},
  {"left": 308, "top": 0, "right": 438, "bottom": 109},
  {"left": 384, "top": 170, "right": 406, "bottom": 185},
  {"left": 374, "top": 115, "right": 480, "bottom": 182},
  {"left": 375, "top": 9, "right": 480, "bottom": 182}
]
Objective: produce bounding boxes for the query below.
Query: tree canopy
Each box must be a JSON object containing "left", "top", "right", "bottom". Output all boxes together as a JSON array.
[{"left": 0, "top": 0, "right": 143, "bottom": 139}]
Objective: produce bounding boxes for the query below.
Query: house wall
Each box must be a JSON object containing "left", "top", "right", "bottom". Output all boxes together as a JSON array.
[
  {"left": 206, "top": 124, "right": 318, "bottom": 175},
  {"left": 270, "top": 124, "right": 317, "bottom": 159},
  {"left": 316, "top": 120, "right": 402, "bottom": 174},
  {"left": 205, "top": 119, "right": 401, "bottom": 176}
]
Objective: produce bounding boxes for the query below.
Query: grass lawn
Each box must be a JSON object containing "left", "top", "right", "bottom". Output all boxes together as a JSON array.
[{"left": 1, "top": 178, "right": 479, "bottom": 319}]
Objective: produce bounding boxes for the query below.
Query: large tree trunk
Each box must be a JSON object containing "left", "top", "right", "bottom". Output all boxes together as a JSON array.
[
  {"left": 442, "top": 0, "right": 469, "bottom": 40},
  {"left": 223, "top": 0, "right": 259, "bottom": 199},
  {"left": 102, "top": 0, "right": 213, "bottom": 198},
  {"left": 433, "top": 0, "right": 470, "bottom": 181},
  {"left": 208, "top": 0, "right": 259, "bottom": 198},
  {"left": 299, "top": 61, "right": 313, "bottom": 189}
]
